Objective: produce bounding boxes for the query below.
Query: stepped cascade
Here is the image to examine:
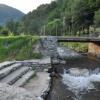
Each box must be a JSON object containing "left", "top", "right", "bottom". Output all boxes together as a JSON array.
[{"left": 0, "top": 61, "right": 35, "bottom": 87}]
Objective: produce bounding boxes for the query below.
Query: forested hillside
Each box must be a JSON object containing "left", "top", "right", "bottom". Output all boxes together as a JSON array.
[
  {"left": 0, "top": 0, "right": 100, "bottom": 36},
  {"left": 0, "top": 4, "right": 24, "bottom": 25}
]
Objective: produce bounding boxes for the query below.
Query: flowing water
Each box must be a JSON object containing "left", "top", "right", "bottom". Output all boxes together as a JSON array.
[
  {"left": 62, "top": 67, "right": 100, "bottom": 100},
  {"left": 47, "top": 56, "right": 100, "bottom": 100}
]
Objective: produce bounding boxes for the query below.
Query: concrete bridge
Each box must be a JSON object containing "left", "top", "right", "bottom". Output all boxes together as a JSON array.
[
  {"left": 56, "top": 36, "right": 100, "bottom": 57},
  {"left": 57, "top": 36, "right": 100, "bottom": 43}
]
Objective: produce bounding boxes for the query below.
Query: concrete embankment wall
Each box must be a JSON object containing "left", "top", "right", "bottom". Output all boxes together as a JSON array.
[{"left": 88, "top": 43, "right": 100, "bottom": 57}]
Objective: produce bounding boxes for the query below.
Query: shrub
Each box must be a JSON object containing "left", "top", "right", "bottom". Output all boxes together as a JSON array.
[{"left": 0, "top": 35, "right": 41, "bottom": 62}]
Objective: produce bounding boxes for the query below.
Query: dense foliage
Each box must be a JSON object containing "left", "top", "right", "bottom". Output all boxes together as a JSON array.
[
  {"left": 60, "top": 42, "right": 88, "bottom": 53},
  {"left": 0, "top": 0, "right": 100, "bottom": 36},
  {"left": 0, "top": 36, "right": 41, "bottom": 62}
]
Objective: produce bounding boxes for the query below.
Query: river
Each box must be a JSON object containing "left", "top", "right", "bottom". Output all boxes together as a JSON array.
[{"left": 46, "top": 56, "right": 100, "bottom": 100}]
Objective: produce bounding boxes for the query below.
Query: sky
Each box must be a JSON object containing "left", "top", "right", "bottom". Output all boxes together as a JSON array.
[{"left": 0, "top": 0, "right": 53, "bottom": 14}]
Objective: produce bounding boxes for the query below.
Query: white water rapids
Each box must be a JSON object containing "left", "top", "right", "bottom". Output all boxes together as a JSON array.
[{"left": 62, "top": 68, "right": 100, "bottom": 99}]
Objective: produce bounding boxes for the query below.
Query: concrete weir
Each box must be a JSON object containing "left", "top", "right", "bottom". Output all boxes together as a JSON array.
[
  {"left": 0, "top": 62, "right": 34, "bottom": 86},
  {"left": 0, "top": 57, "right": 51, "bottom": 100}
]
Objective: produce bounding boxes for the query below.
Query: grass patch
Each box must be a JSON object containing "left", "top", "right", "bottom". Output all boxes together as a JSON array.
[
  {"left": 0, "top": 35, "right": 42, "bottom": 62},
  {"left": 60, "top": 42, "right": 88, "bottom": 53}
]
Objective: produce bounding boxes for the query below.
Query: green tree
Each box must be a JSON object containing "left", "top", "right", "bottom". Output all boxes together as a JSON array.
[
  {"left": 6, "top": 19, "right": 20, "bottom": 35},
  {"left": 18, "top": 0, "right": 100, "bottom": 36},
  {"left": 94, "top": 10, "right": 100, "bottom": 27},
  {"left": 0, "top": 28, "right": 9, "bottom": 36},
  {"left": 45, "top": 19, "right": 63, "bottom": 36}
]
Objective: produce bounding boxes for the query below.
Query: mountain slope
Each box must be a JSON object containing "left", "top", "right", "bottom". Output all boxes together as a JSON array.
[{"left": 0, "top": 4, "right": 25, "bottom": 25}]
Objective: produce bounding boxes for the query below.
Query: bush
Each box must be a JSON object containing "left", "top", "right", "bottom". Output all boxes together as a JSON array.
[
  {"left": 0, "top": 35, "right": 41, "bottom": 62},
  {"left": 60, "top": 42, "right": 88, "bottom": 53},
  {"left": 0, "top": 28, "right": 9, "bottom": 36}
]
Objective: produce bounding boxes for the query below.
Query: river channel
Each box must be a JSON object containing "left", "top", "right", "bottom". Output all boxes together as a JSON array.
[{"left": 47, "top": 56, "right": 100, "bottom": 100}]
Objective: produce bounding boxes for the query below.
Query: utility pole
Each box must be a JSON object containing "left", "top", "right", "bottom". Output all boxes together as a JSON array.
[
  {"left": 43, "top": 25, "right": 46, "bottom": 36},
  {"left": 40, "top": 28, "right": 42, "bottom": 36},
  {"left": 71, "top": 16, "right": 74, "bottom": 36},
  {"left": 63, "top": 16, "right": 66, "bottom": 36},
  {"left": 56, "top": 25, "right": 57, "bottom": 36}
]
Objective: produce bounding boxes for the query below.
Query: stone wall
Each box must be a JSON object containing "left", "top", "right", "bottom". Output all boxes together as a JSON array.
[
  {"left": 88, "top": 43, "right": 100, "bottom": 56},
  {"left": 40, "top": 36, "right": 58, "bottom": 58}
]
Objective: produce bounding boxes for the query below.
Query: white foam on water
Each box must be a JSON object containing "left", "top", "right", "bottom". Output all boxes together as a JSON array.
[
  {"left": 57, "top": 47, "right": 80, "bottom": 58},
  {"left": 37, "top": 97, "right": 43, "bottom": 100},
  {"left": 62, "top": 68, "right": 100, "bottom": 96}
]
